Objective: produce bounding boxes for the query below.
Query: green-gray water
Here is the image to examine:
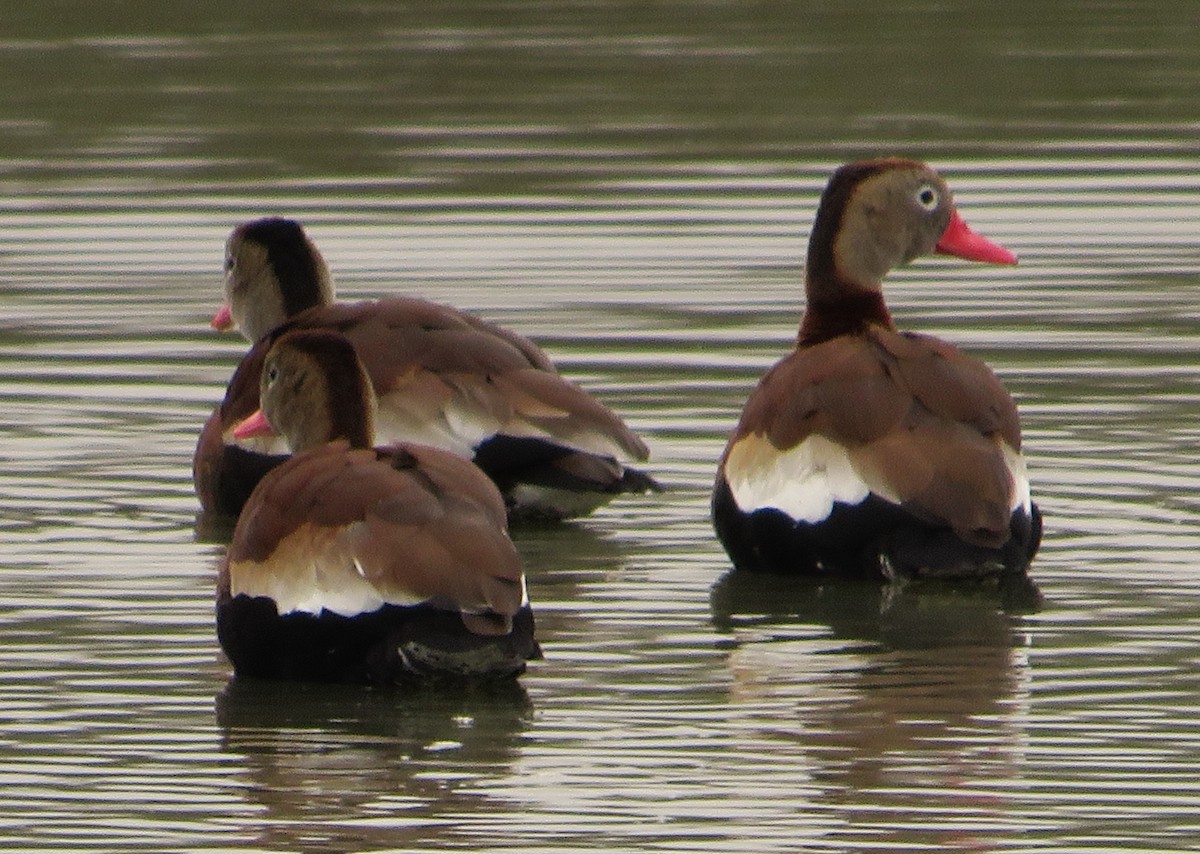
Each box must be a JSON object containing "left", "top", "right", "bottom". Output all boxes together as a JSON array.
[{"left": 3, "top": 2, "right": 1200, "bottom": 850}]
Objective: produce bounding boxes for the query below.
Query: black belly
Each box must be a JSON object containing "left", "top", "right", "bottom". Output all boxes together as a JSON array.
[
  {"left": 210, "top": 445, "right": 290, "bottom": 517},
  {"left": 216, "top": 596, "right": 539, "bottom": 684},
  {"left": 712, "top": 475, "right": 1042, "bottom": 580}
]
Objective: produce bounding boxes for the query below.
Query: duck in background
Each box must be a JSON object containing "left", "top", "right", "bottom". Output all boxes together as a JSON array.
[
  {"left": 194, "top": 217, "right": 658, "bottom": 521},
  {"left": 713, "top": 158, "right": 1041, "bottom": 581},
  {"left": 217, "top": 329, "right": 540, "bottom": 683}
]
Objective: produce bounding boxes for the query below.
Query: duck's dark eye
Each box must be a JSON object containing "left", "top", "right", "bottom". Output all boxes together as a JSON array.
[
  {"left": 266, "top": 365, "right": 279, "bottom": 384},
  {"left": 224, "top": 254, "right": 235, "bottom": 272},
  {"left": 916, "top": 185, "right": 939, "bottom": 211}
]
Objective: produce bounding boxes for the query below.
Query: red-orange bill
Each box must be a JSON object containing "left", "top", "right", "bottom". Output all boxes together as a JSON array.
[
  {"left": 935, "top": 210, "right": 1017, "bottom": 265},
  {"left": 211, "top": 304, "right": 234, "bottom": 331},
  {"left": 232, "top": 409, "right": 274, "bottom": 440}
]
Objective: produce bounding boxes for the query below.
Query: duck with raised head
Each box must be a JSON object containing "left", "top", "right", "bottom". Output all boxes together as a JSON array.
[
  {"left": 193, "top": 217, "right": 658, "bottom": 521},
  {"left": 712, "top": 158, "right": 1041, "bottom": 580},
  {"left": 216, "top": 329, "right": 540, "bottom": 683}
]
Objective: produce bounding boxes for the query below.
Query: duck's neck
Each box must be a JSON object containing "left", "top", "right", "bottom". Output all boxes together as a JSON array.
[
  {"left": 299, "top": 359, "right": 377, "bottom": 452},
  {"left": 798, "top": 279, "right": 893, "bottom": 346},
  {"left": 276, "top": 257, "right": 332, "bottom": 320},
  {"left": 326, "top": 406, "right": 374, "bottom": 451},
  {"left": 292, "top": 402, "right": 373, "bottom": 454},
  {"left": 322, "top": 373, "right": 376, "bottom": 451},
  {"left": 799, "top": 174, "right": 895, "bottom": 346}
]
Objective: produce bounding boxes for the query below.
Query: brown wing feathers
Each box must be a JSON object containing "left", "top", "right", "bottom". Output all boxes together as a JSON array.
[
  {"left": 737, "top": 335, "right": 907, "bottom": 451},
  {"left": 345, "top": 444, "right": 526, "bottom": 624},
  {"left": 733, "top": 326, "right": 1020, "bottom": 542},
  {"left": 880, "top": 331, "right": 1021, "bottom": 449},
  {"left": 228, "top": 300, "right": 647, "bottom": 462},
  {"left": 228, "top": 442, "right": 524, "bottom": 623}
]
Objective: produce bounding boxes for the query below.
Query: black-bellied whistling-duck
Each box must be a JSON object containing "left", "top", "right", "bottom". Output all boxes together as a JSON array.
[
  {"left": 712, "top": 158, "right": 1041, "bottom": 580},
  {"left": 216, "top": 329, "right": 540, "bottom": 683},
  {"left": 193, "top": 217, "right": 658, "bottom": 521}
]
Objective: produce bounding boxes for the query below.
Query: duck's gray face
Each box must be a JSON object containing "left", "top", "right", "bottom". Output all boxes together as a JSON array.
[
  {"left": 259, "top": 332, "right": 377, "bottom": 453},
  {"left": 224, "top": 231, "right": 289, "bottom": 343},
  {"left": 831, "top": 166, "right": 955, "bottom": 290},
  {"left": 258, "top": 345, "right": 326, "bottom": 453}
]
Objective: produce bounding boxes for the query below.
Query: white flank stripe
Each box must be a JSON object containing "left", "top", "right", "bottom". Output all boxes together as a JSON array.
[
  {"left": 373, "top": 407, "right": 478, "bottom": 458},
  {"left": 284, "top": 562, "right": 385, "bottom": 617},
  {"left": 231, "top": 526, "right": 426, "bottom": 618},
  {"left": 1003, "top": 443, "right": 1033, "bottom": 513},
  {"left": 725, "top": 433, "right": 869, "bottom": 522},
  {"left": 231, "top": 554, "right": 385, "bottom": 617}
]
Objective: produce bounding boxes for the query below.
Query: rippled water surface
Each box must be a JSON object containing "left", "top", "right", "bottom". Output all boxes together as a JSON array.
[{"left": 3, "top": 2, "right": 1200, "bottom": 851}]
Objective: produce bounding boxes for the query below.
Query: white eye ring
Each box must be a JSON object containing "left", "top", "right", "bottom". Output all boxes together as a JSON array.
[{"left": 915, "top": 185, "right": 939, "bottom": 211}]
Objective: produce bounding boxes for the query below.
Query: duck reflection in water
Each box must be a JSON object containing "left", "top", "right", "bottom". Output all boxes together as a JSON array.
[
  {"left": 215, "top": 678, "right": 532, "bottom": 851},
  {"left": 712, "top": 569, "right": 1039, "bottom": 850}
]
